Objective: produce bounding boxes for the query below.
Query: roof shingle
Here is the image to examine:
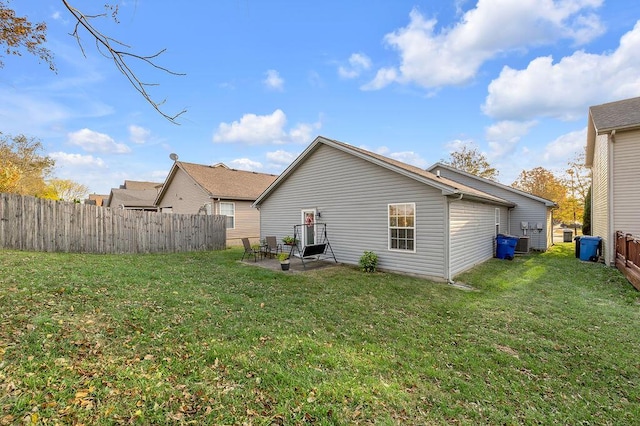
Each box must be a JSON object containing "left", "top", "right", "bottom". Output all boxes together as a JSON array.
[
  {"left": 590, "top": 96, "right": 640, "bottom": 132},
  {"left": 178, "top": 162, "right": 277, "bottom": 200}
]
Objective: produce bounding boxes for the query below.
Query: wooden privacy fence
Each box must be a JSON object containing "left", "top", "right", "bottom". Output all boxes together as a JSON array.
[
  {"left": 615, "top": 231, "right": 640, "bottom": 291},
  {"left": 0, "top": 193, "right": 226, "bottom": 254}
]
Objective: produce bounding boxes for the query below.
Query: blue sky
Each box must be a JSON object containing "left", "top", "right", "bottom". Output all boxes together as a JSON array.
[{"left": 3, "top": 0, "right": 640, "bottom": 195}]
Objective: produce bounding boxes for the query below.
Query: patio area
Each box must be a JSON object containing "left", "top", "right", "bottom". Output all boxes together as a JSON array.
[{"left": 240, "top": 254, "right": 341, "bottom": 273}]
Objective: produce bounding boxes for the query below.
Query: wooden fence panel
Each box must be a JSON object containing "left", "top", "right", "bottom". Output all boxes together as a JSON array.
[
  {"left": 0, "top": 193, "right": 226, "bottom": 254},
  {"left": 615, "top": 230, "right": 640, "bottom": 291}
]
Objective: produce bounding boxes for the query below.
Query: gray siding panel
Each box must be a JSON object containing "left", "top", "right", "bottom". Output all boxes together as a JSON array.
[
  {"left": 432, "top": 167, "right": 552, "bottom": 250},
  {"left": 449, "top": 201, "right": 504, "bottom": 277},
  {"left": 612, "top": 131, "right": 640, "bottom": 236},
  {"left": 592, "top": 134, "right": 610, "bottom": 263},
  {"left": 260, "top": 145, "right": 447, "bottom": 279}
]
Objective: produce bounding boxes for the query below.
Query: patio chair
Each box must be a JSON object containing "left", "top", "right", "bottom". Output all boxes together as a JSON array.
[
  {"left": 241, "top": 237, "right": 259, "bottom": 262},
  {"left": 264, "top": 236, "right": 282, "bottom": 258}
]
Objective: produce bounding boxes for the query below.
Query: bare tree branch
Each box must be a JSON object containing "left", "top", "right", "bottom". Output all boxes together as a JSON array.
[{"left": 61, "top": 1, "right": 186, "bottom": 124}]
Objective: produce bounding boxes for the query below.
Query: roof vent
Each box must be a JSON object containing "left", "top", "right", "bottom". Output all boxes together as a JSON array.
[{"left": 436, "top": 170, "right": 441, "bottom": 177}]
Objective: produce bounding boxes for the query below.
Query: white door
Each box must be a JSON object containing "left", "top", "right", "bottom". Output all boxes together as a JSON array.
[{"left": 301, "top": 210, "right": 316, "bottom": 248}]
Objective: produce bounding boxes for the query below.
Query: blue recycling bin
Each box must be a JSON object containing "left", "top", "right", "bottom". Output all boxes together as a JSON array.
[
  {"left": 496, "top": 234, "right": 518, "bottom": 260},
  {"left": 579, "top": 236, "right": 602, "bottom": 262}
]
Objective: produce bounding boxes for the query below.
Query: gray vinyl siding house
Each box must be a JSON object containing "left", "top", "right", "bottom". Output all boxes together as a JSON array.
[
  {"left": 253, "top": 136, "right": 514, "bottom": 281},
  {"left": 427, "top": 163, "right": 557, "bottom": 251},
  {"left": 586, "top": 96, "right": 640, "bottom": 266}
]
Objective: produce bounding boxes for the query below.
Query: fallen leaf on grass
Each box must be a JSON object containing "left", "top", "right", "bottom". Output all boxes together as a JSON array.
[
  {"left": 307, "top": 390, "right": 317, "bottom": 403},
  {"left": 496, "top": 344, "right": 519, "bottom": 358}
]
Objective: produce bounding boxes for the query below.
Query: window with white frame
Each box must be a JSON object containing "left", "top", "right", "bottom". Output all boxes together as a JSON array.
[
  {"left": 388, "top": 203, "right": 415, "bottom": 251},
  {"left": 220, "top": 202, "right": 235, "bottom": 229},
  {"left": 495, "top": 208, "right": 500, "bottom": 235}
]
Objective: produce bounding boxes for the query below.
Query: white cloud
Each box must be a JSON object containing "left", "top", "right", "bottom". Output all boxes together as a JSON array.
[
  {"left": 444, "top": 139, "right": 476, "bottom": 152},
  {"left": 263, "top": 70, "right": 284, "bottom": 91},
  {"left": 67, "top": 128, "right": 131, "bottom": 154},
  {"left": 483, "top": 21, "right": 640, "bottom": 121},
  {"left": 229, "top": 158, "right": 263, "bottom": 171},
  {"left": 486, "top": 120, "right": 537, "bottom": 158},
  {"left": 288, "top": 121, "right": 321, "bottom": 145},
  {"left": 0, "top": 88, "right": 71, "bottom": 135},
  {"left": 373, "top": 145, "right": 428, "bottom": 168},
  {"left": 388, "top": 151, "right": 429, "bottom": 168},
  {"left": 128, "top": 125, "right": 151, "bottom": 144},
  {"left": 213, "top": 110, "right": 287, "bottom": 144},
  {"left": 149, "top": 169, "right": 170, "bottom": 181},
  {"left": 365, "top": 1, "right": 604, "bottom": 90},
  {"left": 308, "top": 70, "right": 324, "bottom": 88},
  {"left": 543, "top": 127, "right": 587, "bottom": 162},
  {"left": 212, "top": 110, "right": 320, "bottom": 145},
  {"left": 49, "top": 152, "right": 106, "bottom": 168},
  {"left": 338, "top": 53, "right": 372, "bottom": 79},
  {"left": 361, "top": 68, "right": 398, "bottom": 91},
  {"left": 442, "top": 139, "right": 496, "bottom": 165},
  {"left": 266, "top": 150, "right": 298, "bottom": 167}
]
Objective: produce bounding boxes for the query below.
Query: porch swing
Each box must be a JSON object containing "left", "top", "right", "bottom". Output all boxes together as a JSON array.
[{"left": 289, "top": 222, "right": 337, "bottom": 269}]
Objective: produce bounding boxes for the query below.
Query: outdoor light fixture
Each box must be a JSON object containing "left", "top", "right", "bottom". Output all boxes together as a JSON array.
[{"left": 315, "top": 211, "right": 322, "bottom": 219}]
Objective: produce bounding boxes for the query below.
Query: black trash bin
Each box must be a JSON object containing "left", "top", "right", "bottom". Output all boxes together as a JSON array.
[
  {"left": 563, "top": 228, "right": 573, "bottom": 242},
  {"left": 574, "top": 236, "right": 581, "bottom": 258}
]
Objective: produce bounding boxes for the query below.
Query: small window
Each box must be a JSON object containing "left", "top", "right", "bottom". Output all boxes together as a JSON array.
[
  {"left": 495, "top": 208, "right": 500, "bottom": 235},
  {"left": 388, "top": 203, "right": 416, "bottom": 252},
  {"left": 220, "top": 202, "right": 235, "bottom": 229}
]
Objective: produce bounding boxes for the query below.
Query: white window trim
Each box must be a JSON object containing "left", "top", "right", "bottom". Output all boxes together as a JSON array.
[
  {"left": 388, "top": 202, "right": 417, "bottom": 253},
  {"left": 220, "top": 201, "right": 235, "bottom": 230}
]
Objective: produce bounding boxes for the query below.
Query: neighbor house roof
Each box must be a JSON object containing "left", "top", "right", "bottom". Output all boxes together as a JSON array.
[
  {"left": 106, "top": 188, "right": 160, "bottom": 208},
  {"left": 155, "top": 162, "right": 278, "bottom": 203},
  {"left": 122, "top": 180, "right": 163, "bottom": 191},
  {"left": 586, "top": 96, "right": 640, "bottom": 166},
  {"left": 254, "top": 136, "right": 515, "bottom": 208},
  {"left": 87, "top": 193, "right": 108, "bottom": 206},
  {"left": 426, "top": 162, "right": 557, "bottom": 208},
  {"left": 105, "top": 180, "right": 163, "bottom": 208}
]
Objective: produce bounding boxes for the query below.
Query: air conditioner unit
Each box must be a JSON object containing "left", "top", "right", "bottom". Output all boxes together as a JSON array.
[{"left": 515, "top": 236, "right": 530, "bottom": 253}]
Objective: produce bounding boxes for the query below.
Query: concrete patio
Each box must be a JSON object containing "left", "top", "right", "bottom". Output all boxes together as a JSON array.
[{"left": 240, "top": 254, "right": 341, "bottom": 273}]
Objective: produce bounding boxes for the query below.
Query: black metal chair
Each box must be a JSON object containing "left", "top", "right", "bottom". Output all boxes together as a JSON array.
[
  {"left": 241, "top": 237, "right": 259, "bottom": 262},
  {"left": 264, "top": 236, "right": 282, "bottom": 259}
]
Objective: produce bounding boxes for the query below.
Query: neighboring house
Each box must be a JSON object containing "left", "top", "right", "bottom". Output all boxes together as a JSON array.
[
  {"left": 104, "top": 180, "right": 162, "bottom": 211},
  {"left": 427, "top": 163, "right": 557, "bottom": 251},
  {"left": 155, "top": 161, "right": 277, "bottom": 246},
  {"left": 253, "top": 136, "right": 515, "bottom": 282},
  {"left": 86, "top": 193, "right": 108, "bottom": 206},
  {"left": 586, "top": 96, "right": 640, "bottom": 266}
]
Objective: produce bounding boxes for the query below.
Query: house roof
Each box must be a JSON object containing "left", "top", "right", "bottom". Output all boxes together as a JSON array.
[
  {"left": 106, "top": 188, "right": 159, "bottom": 208},
  {"left": 87, "top": 193, "right": 108, "bottom": 206},
  {"left": 156, "top": 161, "right": 278, "bottom": 203},
  {"left": 105, "top": 180, "right": 163, "bottom": 208},
  {"left": 586, "top": 96, "right": 640, "bottom": 166},
  {"left": 427, "top": 162, "right": 557, "bottom": 208},
  {"left": 254, "top": 136, "right": 516, "bottom": 208},
  {"left": 123, "top": 180, "right": 163, "bottom": 190},
  {"left": 589, "top": 96, "right": 640, "bottom": 132}
]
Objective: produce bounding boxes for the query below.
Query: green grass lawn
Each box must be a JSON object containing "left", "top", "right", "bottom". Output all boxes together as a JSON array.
[{"left": 1, "top": 244, "right": 639, "bottom": 425}]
